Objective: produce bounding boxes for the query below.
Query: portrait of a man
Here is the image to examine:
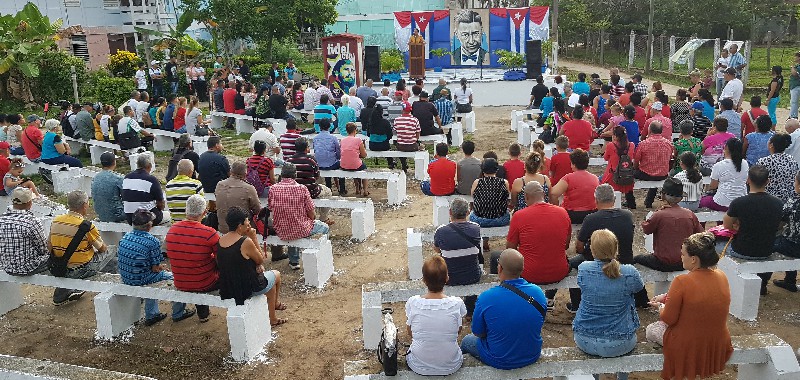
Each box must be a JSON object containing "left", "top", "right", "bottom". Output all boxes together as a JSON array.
[
  {"left": 451, "top": 9, "right": 488, "bottom": 66},
  {"left": 328, "top": 57, "right": 356, "bottom": 99}
]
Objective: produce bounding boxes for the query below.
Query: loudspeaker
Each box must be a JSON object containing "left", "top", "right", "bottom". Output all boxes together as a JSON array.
[
  {"left": 526, "top": 40, "right": 543, "bottom": 79},
  {"left": 365, "top": 45, "right": 381, "bottom": 82}
]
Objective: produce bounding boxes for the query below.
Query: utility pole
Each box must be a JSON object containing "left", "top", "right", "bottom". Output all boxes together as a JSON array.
[
  {"left": 645, "top": 0, "right": 654, "bottom": 72},
  {"left": 552, "top": 0, "right": 559, "bottom": 73}
]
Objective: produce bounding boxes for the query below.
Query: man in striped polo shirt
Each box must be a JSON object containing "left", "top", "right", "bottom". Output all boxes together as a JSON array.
[
  {"left": 393, "top": 101, "right": 421, "bottom": 172},
  {"left": 122, "top": 154, "right": 170, "bottom": 225},
  {"left": 166, "top": 194, "right": 221, "bottom": 322},
  {"left": 279, "top": 118, "right": 302, "bottom": 158},
  {"left": 313, "top": 94, "right": 337, "bottom": 133},
  {"left": 166, "top": 159, "right": 204, "bottom": 221}
]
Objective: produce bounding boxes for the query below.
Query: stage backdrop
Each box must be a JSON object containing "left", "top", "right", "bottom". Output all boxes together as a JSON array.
[
  {"left": 394, "top": 6, "right": 549, "bottom": 69},
  {"left": 322, "top": 34, "right": 363, "bottom": 100}
]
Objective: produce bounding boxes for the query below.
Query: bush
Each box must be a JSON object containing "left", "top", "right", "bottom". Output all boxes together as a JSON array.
[
  {"left": 32, "top": 50, "right": 87, "bottom": 104},
  {"left": 251, "top": 63, "right": 272, "bottom": 79},
  {"left": 107, "top": 50, "right": 141, "bottom": 78},
  {"left": 380, "top": 49, "right": 404, "bottom": 73},
  {"left": 93, "top": 77, "right": 135, "bottom": 107}
]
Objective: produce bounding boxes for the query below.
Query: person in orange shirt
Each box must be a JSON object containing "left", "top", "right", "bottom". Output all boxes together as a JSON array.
[{"left": 409, "top": 29, "right": 425, "bottom": 44}]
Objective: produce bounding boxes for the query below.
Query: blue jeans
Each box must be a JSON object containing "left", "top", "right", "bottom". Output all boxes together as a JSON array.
[
  {"left": 768, "top": 97, "right": 780, "bottom": 126},
  {"left": 420, "top": 180, "right": 434, "bottom": 196},
  {"left": 460, "top": 334, "right": 481, "bottom": 359},
  {"left": 287, "top": 220, "right": 330, "bottom": 265},
  {"left": 174, "top": 126, "right": 187, "bottom": 134},
  {"left": 469, "top": 211, "right": 510, "bottom": 227},
  {"left": 574, "top": 332, "right": 636, "bottom": 380},
  {"left": 10, "top": 146, "right": 24, "bottom": 156},
  {"left": 145, "top": 299, "right": 188, "bottom": 320},
  {"left": 42, "top": 155, "right": 83, "bottom": 168},
  {"left": 678, "top": 200, "right": 699, "bottom": 211},
  {"left": 170, "top": 81, "right": 178, "bottom": 95},
  {"left": 791, "top": 86, "right": 800, "bottom": 119},
  {"left": 716, "top": 77, "right": 725, "bottom": 97}
]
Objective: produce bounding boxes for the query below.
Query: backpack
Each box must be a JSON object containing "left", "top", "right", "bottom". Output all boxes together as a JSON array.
[
  {"left": 613, "top": 143, "right": 635, "bottom": 186},
  {"left": 246, "top": 157, "right": 268, "bottom": 196},
  {"left": 60, "top": 113, "right": 75, "bottom": 138},
  {"left": 142, "top": 109, "right": 153, "bottom": 127}
]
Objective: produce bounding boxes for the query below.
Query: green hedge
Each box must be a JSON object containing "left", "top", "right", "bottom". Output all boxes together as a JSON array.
[
  {"left": 32, "top": 50, "right": 88, "bottom": 103},
  {"left": 93, "top": 77, "right": 135, "bottom": 107}
]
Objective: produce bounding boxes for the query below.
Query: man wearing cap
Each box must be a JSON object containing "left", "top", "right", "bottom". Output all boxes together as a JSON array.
[
  {"left": 393, "top": 102, "right": 422, "bottom": 172},
  {"left": 434, "top": 88, "right": 454, "bottom": 127},
  {"left": 690, "top": 101, "right": 713, "bottom": 139},
  {"left": 149, "top": 60, "right": 164, "bottom": 98},
  {"left": 20, "top": 115, "right": 44, "bottom": 162},
  {"left": 75, "top": 102, "right": 95, "bottom": 141},
  {"left": 0, "top": 141, "right": 10, "bottom": 195},
  {"left": 50, "top": 190, "right": 108, "bottom": 305},
  {"left": 122, "top": 154, "right": 170, "bottom": 226},
  {"left": 636, "top": 178, "right": 704, "bottom": 276},
  {"left": 412, "top": 91, "right": 444, "bottom": 137},
  {"left": 718, "top": 98, "right": 742, "bottom": 138},
  {"left": 643, "top": 101, "right": 672, "bottom": 139},
  {"left": 91, "top": 152, "right": 126, "bottom": 222},
  {"left": 118, "top": 208, "right": 195, "bottom": 325},
  {"left": 0, "top": 188, "right": 49, "bottom": 276},
  {"left": 721, "top": 67, "right": 744, "bottom": 110}
]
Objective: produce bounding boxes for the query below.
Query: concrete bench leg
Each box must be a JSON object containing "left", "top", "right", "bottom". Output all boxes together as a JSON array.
[
  {"left": 210, "top": 115, "right": 224, "bottom": 130},
  {"left": 653, "top": 280, "right": 671, "bottom": 296},
  {"left": 718, "top": 257, "right": 761, "bottom": 321},
  {"left": 22, "top": 162, "right": 40, "bottom": 176},
  {"left": 386, "top": 172, "right": 407, "bottom": 206},
  {"left": 407, "top": 228, "right": 424, "bottom": 280},
  {"left": 350, "top": 203, "right": 375, "bottom": 242},
  {"left": 738, "top": 345, "right": 800, "bottom": 379},
  {"left": 464, "top": 111, "right": 476, "bottom": 133},
  {"left": 510, "top": 110, "right": 518, "bottom": 131},
  {"left": 52, "top": 170, "right": 93, "bottom": 196},
  {"left": 226, "top": 296, "right": 272, "bottom": 362},
  {"left": 518, "top": 121, "right": 532, "bottom": 146},
  {"left": 362, "top": 290, "right": 382, "bottom": 350},
  {"left": 94, "top": 290, "right": 142, "bottom": 340},
  {"left": 235, "top": 118, "right": 254, "bottom": 135},
  {"left": 433, "top": 197, "right": 450, "bottom": 226},
  {"left": 128, "top": 151, "right": 155, "bottom": 171},
  {"left": 0, "top": 282, "right": 25, "bottom": 316},
  {"left": 302, "top": 238, "right": 334, "bottom": 288},
  {"left": 65, "top": 139, "right": 85, "bottom": 156},
  {"left": 414, "top": 153, "right": 429, "bottom": 181},
  {"left": 152, "top": 135, "right": 175, "bottom": 151},
  {"left": 89, "top": 145, "right": 105, "bottom": 165}
]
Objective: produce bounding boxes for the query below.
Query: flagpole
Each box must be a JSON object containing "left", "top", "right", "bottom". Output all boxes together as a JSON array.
[{"left": 552, "top": 0, "right": 559, "bottom": 74}]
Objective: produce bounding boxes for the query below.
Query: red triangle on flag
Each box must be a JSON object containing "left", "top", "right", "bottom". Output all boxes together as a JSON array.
[
  {"left": 411, "top": 11, "right": 434, "bottom": 33},
  {"left": 508, "top": 8, "right": 529, "bottom": 29}
]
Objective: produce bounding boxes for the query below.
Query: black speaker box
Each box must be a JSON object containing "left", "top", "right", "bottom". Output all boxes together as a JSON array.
[
  {"left": 526, "top": 40, "right": 543, "bottom": 79},
  {"left": 364, "top": 45, "right": 381, "bottom": 82}
]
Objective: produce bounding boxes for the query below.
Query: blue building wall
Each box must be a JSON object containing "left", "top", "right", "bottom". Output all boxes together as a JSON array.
[{"left": 328, "top": 0, "right": 446, "bottom": 49}]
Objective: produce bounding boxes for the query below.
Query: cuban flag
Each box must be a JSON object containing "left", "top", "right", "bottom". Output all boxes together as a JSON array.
[
  {"left": 410, "top": 11, "right": 434, "bottom": 57},
  {"left": 394, "top": 11, "right": 412, "bottom": 53},
  {"left": 395, "top": 10, "right": 450, "bottom": 58},
  {"left": 529, "top": 6, "right": 550, "bottom": 41},
  {"left": 507, "top": 8, "right": 529, "bottom": 54}
]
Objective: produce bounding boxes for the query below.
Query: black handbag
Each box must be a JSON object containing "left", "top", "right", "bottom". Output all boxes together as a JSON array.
[
  {"left": 195, "top": 125, "right": 210, "bottom": 136},
  {"left": 49, "top": 221, "right": 91, "bottom": 277},
  {"left": 377, "top": 308, "right": 399, "bottom": 376},
  {"left": 456, "top": 103, "right": 472, "bottom": 113}
]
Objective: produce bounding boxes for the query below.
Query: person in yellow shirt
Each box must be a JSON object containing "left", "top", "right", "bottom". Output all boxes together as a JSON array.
[
  {"left": 49, "top": 190, "right": 108, "bottom": 306},
  {"left": 409, "top": 29, "right": 425, "bottom": 44}
]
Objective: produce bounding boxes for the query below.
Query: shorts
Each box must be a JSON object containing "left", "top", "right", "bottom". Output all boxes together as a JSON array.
[{"left": 251, "top": 270, "right": 278, "bottom": 296}]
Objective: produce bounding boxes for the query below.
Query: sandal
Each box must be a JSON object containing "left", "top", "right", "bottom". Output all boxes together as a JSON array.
[
  {"left": 275, "top": 302, "right": 288, "bottom": 311},
  {"left": 270, "top": 318, "right": 288, "bottom": 327}
]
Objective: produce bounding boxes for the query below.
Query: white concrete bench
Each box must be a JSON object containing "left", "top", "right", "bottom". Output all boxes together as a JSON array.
[
  {"left": 142, "top": 128, "right": 210, "bottom": 151},
  {"left": 289, "top": 109, "right": 313, "bottom": 120},
  {"left": 319, "top": 170, "right": 407, "bottom": 206},
  {"left": 0, "top": 354, "right": 157, "bottom": 379},
  {"left": 346, "top": 333, "right": 799, "bottom": 380},
  {"left": 719, "top": 254, "right": 800, "bottom": 321},
  {"left": 365, "top": 149, "right": 429, "bottom": 181},
  {"left": 633, "top": 176, "right": 711, "bottom": 190},
  {"left": 0, "top": 197, "right": 67, "bottom": 219},
  {"left": 454, "top": 111, "right": 476, "bottom": 133},
  {"left": 263, "top": 235, "right": 334, "bottom": 288},
  {"left": 254, "top": 196, "right": 376, "bottom": 242},
  {"left": 51, "top": 167, "right": 99, "bottom": 196},
  {"left": 62, "top": 136, "right": 151, "bottom": 170},
  {"left": 0, "top": 270, "right": 271, "bottom": 362},
  {"left": 361, "top": 267, "right": 686, "bottom": 350},
  {"left": 443, "top": 122, "right": 464, "bottom": 146},
  {"left": 209, "top": 111, "right": 251, "bottom": 134},
  {"left": 510, "top": 109, "right": 542, "bottom": 132}
]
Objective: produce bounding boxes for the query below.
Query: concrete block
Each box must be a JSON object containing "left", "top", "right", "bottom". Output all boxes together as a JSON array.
[
  {"left": 52, "top": 169, "right": 93, "bottom": 196},
  {"left": 414, "top": 152, "right": 429, "bottom": 181},
  {"left": 152, "top": 134, "right": 175, "bottom": 151},
  {"left": 738, "top": 344, "right": 800, "bottom": 379},
  {"left": 128, "top": 150, "right": 155, "bottom": 172},
  {"left": 235, "top": 118, "right": 255, "bottom": 135},
  {"left": 226, "top": 296, "right": 272, "bottom": 362},
  {"left": 461, "top": 111, "right": 476, "bottom": 133},
  {"left": 94, "top": 290, "right": 142, "bottom": 340},
  {"left": 407, "top": 228, "right": 424, "bottom": 280},
  {"left": 361, "top": 290, "right": 382, "bottom": 350},
  {"left": 302, "top": 237, "right": 334, "bottom": 288},
  {"left": 447, "top": 122, "right": 464, "bottom": 147},
  {"left": 65, "top": 139, "right": 85, "bottom": 156},
  {"left": 350, "top": 202, "right": 376, "bottom": 242},
  {"left": 0, "top": 282, "right": 25, "bottom": 316},
  {"left": 510, "top": 110, "right": 522, "bottom": 131},
  {"left": 210, "top": 114, "right": 224, "bottom": 130},
  {"left": 89, "top": 144, "right": 105, "bottom": 165},
  {"left": 433, "top": 197, "right": 450, "bottom": 226},
  {"left": 518, "top": 121, "right": 532, "bottom": 146},
  {"left": 719, "top": 256, "right": 762, "bottom": 321},
  {"left": 386, "top": 171, "right": 407, "bottom": 206}
]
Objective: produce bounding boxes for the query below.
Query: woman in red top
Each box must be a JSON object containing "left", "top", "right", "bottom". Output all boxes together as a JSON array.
[
  {"left": 290, "top": 82, "right": 304, "bottom": 110},
  {"left": 579, "top": 94, "right": 598, "bottom": 127},
  {"left": 550, "top": 148, "right": 599, "bottom": 224},
  {"left": 560, "top": 107, "right": 595, "bottom": 150},
  {"left": 601, "top": 126, "right": 635, "bottom": 207},
  {"left": 174, "top": 96, "right": 187, "bottom": 132}
]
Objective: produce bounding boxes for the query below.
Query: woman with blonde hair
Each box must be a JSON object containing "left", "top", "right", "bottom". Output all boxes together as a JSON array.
[
  {"left": 642, "top": 81, "right": 662, "bottom": 109},
  {"left": 510, "top": 151, "right": 551, "bottom": 211},
  {"left": 405, "top": 256, "right": 466, "bottom": 376},
  {"left": 646, "top": 232, "right": 733, "bottom": 380},
  {"left": 688, "top": 71, "right": 704, "bottom": 101},
  {"left": 573, "top": 229, "right": 644, "bottom": 380}
]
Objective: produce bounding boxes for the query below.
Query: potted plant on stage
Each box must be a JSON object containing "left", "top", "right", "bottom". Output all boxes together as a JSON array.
[
  {"left": 429, "top": 48, "right": 450, "bottom": 73},
  {"left": 380, "top": 49, "right": 405, "bottom": 82},
  {"left": 494, "top": 49, "right": 526, "bottom": 81}
]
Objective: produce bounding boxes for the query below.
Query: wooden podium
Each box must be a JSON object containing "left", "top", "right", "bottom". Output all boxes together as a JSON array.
[{"left": 409, "top": 43, "right": 425, "bottom": 79}]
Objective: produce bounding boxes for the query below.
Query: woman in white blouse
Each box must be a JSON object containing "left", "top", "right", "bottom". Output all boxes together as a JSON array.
[
  {"left": 453, "top": 77, "right": 474, "bottom": 113},
  {"left": 405, "top": 256, "right": 466, "bottom": 376}
]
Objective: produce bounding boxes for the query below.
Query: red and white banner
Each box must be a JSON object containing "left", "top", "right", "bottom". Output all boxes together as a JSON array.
[
  {"left": 528, "top": 6, "right": 549, "bottom": 41},
  {"left": 394, "top": 11, "right": 412, "bottom": 53}
]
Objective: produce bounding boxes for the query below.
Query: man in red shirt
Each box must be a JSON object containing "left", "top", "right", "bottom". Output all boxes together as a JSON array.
[
  {"left": 0, "top": 141, "right": 9, "bottom": 195},
  {"left": 498, "top": 180, "right": 570, "bottom": 309},
  {"left": 222, "top": 81, "right": 237, "bottom": 128},
  {"left": 549, "top": 135, "right": 573, "bottom": 185},
  {"left": 642, "top": 101, "right": 673, "bottom": 139},
  {"left": 165, "top": 194, "right": 221, "bottom": 322},
  {"left": 740, "top": 96, "right": 769, "bottom": 136},
  {"left": 503, "top": 143, "right": 525, "bottom": 184},
  {"left": 20, "top": 115, "right": 43, "bottom": 161},
  {"left": 632, "top": 121, "right": 673, "bottom": 208},
  {"left": 421, "top": 143, "right": 456, "bottom": 196},
  {"left": 630, "top": 93, "right": 647, "bottom": 136}
]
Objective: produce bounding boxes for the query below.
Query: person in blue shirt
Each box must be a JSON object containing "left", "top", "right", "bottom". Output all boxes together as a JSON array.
[
  {"left": 619, "top": 105, "right": 641, "bottom": 147},
  {"left": 313, "top": 94, "right": 337, "bottom": 133},
  {"left": 337, "top": 95, "right": 357, "bottom": 135},
  {"left": 572, "top": 72, "right": 591, "bottom": 96},
  {"left": 460, "top": 249, "right": 546, "bottom": 370},
  {"left": 161, "top": 94, "right": 176, "bottom": 131},
  {"left": 313, "top": 119, "right": 345, "bottom": 194},
  {"left": 537, "top": 87, "right": 559, "bottom": 128},
  {"left": 572, "top": 229, "right": 644, "bottom": 380}
]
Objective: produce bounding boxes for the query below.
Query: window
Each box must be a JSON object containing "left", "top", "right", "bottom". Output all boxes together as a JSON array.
[
  {"left": 70, "top": 35, "right": 89, "bottom": 63},
  {"left": 64, "top": 0, "right": 80, "bottom": 6},
  {"left": 104, "top": 0, "right": 120, "bottom": 8}
]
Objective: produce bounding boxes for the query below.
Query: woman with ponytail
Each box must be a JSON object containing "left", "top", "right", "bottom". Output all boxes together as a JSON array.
[
  {"left": 673, "top": 151, "right": 704, "bottom": 211},
  {"left": 572, "top": 229, "right": 644, "bottom": 380},
  {"left": 453, "top": 77, "right": 473, "bottom": 113},
  {"left": 699, "top": 137, "right": 748, "bottom": 211},
  {"left": 510, "top": 151, "right": 551, "bottom": 212}
]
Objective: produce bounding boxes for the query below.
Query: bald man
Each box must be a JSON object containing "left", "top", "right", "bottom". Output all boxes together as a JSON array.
[
  {"left": 460, "top": 249, "right": 547, "bottom": 370},
  {"left": 496, "top": 181, "right": 571, "bottom": 308}
]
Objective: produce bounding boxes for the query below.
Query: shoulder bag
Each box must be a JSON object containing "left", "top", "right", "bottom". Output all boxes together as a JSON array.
[
  {"left": 447, "top": 223, "right": 484, "bottom": 264},
  {"left": 48, "top": 221, "right": 92, "bottom": 277},
  {"left": 377, "top": 308, "right": 399, "bottom": 376},
  {"left": 116, "top": 119, "right": 142, "bottom": 150},
  {"left": 500, "top": 282, "right": 546, "bottom": 318}
]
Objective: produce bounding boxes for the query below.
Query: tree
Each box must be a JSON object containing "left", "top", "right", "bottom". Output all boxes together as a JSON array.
[{"left": 0, "top": 2, "right": 62, "bottom": 105}]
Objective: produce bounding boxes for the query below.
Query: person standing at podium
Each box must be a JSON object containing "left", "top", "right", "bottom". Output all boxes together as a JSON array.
[{"left": 410, "top": 28, "right": 424, "bottom": 44}]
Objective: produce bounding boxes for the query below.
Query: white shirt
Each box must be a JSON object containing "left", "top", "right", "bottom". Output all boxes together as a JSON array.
[
  {"left": 184, "top": 107, "right": 203, "bottom": 135},
  {"left": 127, "top": 98, "right": 139, "bottom": 113},
  {"left": 453, "top": 87, "right": 473, "bottom": 105},
  {"left": 303, "top": 87, "right": 317, "bottom": 111},
  {"left": 674, "top": 170, "right": 703, "bottom": 202},
  {"left": 405, "top": 295, "right": 466, "bottom": 376},
  {"left": 136, "top": 100, "right": 149, "bottom": 123},
  {"left": 721, "top": 78, "right": 743, "bottom": 105},
  {"left": 716, "top": 56, "right": 730, "bottom": 78},
  {"left": 195, "top": 67, "right": 206, "bottom": 81},
  {"left": 248, "top": 128, "right": 280, "bottom": 160},
  {"left": 99, "top": 115, "right": 110, "bottom": 136},
  {"left": 711, "top": 158, "right": 749, "bottom": 207},
  {"left": 135, "top": 69, "right": 148, "bottom": 89},
  {"left": 567, "top": 93, "right": 580, "bottom": 108},
  {"left": 349, "top": 95, "right": 364, "bottom": 115},
  {"left": 149, "top": 68, "right": 162, "bottom": 80},
  {"left": 118, "top": 116, "right": 141, "bottom": 134},
  {"left": 787, "top": 128, "right": 800, "bottom": 163}
]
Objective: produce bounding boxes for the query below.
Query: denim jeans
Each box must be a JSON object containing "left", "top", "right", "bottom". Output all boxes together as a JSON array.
[
  {"left": 10, "top": 146, "right": 24, "bottom": 156},
  {"left": 469, "top": 211, "right": 510, "bottom": 227},
  {"left": 287, "top": 220, "right": 330, "bottom": 265},
  {"left": 768, "top": 97, "right": 780, "bottom": 126},
  {"left": 574, "top": 332, "right": 636, "bottom": 380},
  {"left": 678, "top": 200, "right": 700, "bottom": 211},
  {"left": 790, "top": 86, "right": 800, "bottom": 119},
  {"left": 53, "top": 251, "right": 109, "bottom": 303},
  {"left": 320, "top": 162, "right": 346, "bottom": 193},
  {"left": 716, "top": 77, "right": 725, "bottom": 97},
  {"left": 170, "top": 81, "right": 179, "bottom": 95},
  {"left": 145, "top": 298, "right": 187, "bottom": 320},
  {"left": 174, "top": 126, "right": 187, "bottom": 134},
  {"left": 772, "top": 236, "right": 800, "bottom": 284},
  {"left": 42, "top": 155, "right": 83, "bottom": 168},
  {"left": 460, "top": 334, "right": 481, "bottom": 359}
]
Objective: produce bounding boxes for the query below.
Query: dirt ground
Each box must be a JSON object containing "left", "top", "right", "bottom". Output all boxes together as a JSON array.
[{"left": 2, "top": 64, "right": 800, "bottom": 379}]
